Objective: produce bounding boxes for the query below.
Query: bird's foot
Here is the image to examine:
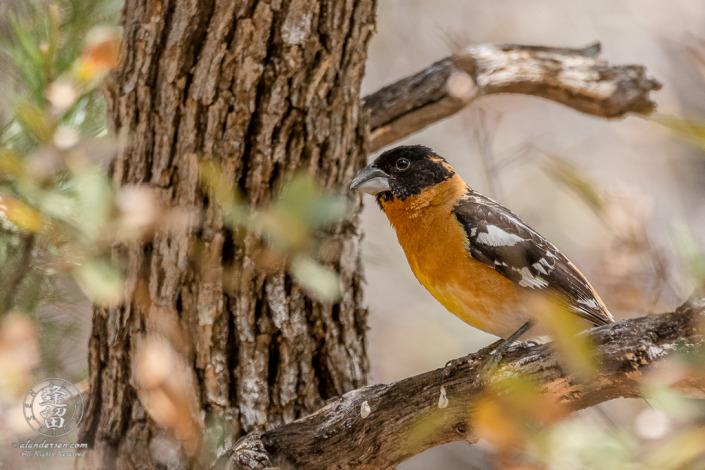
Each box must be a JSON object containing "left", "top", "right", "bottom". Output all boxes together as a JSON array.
[
  {"left": 471, "top": 321, "right": 534, "bottom": 387},
  {"left": 442, "top": 321, "right": 534, "bottom": 385},
  {"left": 471, "top": 341, "right": 516, "bottom": 387},
  {"left": 442, "top": 355, "right": 471, "bottom": 378},
  {"left": 442, "top": 337, "right": 509, "bottom": 379}
]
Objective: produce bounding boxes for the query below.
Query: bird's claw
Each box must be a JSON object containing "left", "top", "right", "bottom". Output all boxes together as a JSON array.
[
  {"left": 442, "top": 352, "right": 475, "bottom": 378},
  {"left": 472, "top": 348, "right": 506, "bottom": 387}
]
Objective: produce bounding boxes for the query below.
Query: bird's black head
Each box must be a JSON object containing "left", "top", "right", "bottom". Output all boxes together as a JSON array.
[{"left": 350, "top": 145, "right": 455, "bottom": 202}]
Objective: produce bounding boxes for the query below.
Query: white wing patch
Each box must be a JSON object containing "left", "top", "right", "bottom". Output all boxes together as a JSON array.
[
  {"left": 569, "top": 305, "right": 589, "bottom": 315},
  {"left": 476, "top": 224, "right": 525, "bottom": 247},
  {"left": 578, "top": 298, "right": 600, "bottom": 309},
  {"left": 532, "top": 257, "right": 553, "bottom": 275},
  {"left": 516, "top": 267, "right": 549, "bottom": 288},
  {"left": 455, "top": 189, "right": 612, "bottom": 326},
  {"left": 568, "top": 298, "right": 601, "bottom": 316}
]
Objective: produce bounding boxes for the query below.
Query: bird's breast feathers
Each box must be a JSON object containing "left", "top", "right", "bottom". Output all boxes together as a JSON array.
[{"left": 379, "top": 176, "right": 527, "bottom": 334}]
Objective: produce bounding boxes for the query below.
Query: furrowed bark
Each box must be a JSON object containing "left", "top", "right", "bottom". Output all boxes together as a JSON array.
[
  {"left": 81, "top": 1, "right": 376, "bottom": 468},
  {"left": 363, "top": 43, "right": 662, "bottom": 151},
  {"left": 227, "top": 302, "right": 705, "bottom": 470}
]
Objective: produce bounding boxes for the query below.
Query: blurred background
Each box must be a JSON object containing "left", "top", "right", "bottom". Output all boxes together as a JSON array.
[
  {"left": 362, "top": 1, "right": 705, "bottom": 467},
  {"left": 1, "top": 0, "right": 704, "bottom": 469}
]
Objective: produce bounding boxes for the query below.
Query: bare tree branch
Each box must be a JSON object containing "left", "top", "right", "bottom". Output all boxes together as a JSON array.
[
  {"left": 224, "top": 301, "right": 705, "bottom": 470},
  {"left": 363, "top": 42, "right": 662, "bottom": 152}
]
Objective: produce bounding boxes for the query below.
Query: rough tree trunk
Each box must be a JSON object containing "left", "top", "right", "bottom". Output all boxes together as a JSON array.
[{"left": 80, "top": 1, "right": 376, "bottom": 468}]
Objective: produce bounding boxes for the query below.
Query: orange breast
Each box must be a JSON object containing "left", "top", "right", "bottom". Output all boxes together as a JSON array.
[{"left": 381, "top": 176, "right": 528, "bottom": 337}]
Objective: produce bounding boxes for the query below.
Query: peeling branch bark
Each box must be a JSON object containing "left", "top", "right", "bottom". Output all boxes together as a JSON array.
[
  {"left": 363, "top": 43, "right": 662, "bottom": 152},
  {"left": 226, "top": 302, "right": 705, "bottom": 470}
]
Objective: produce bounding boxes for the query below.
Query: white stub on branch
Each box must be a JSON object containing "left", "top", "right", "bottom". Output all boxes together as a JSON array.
[
  {"left": 446, "top": 70, "right": 477, "bottom": 102},
  {"left": 438, "top": 385, "right": 449, "bottom": 409},
  {"left": 360, "top": 400, "right": 371, "bottom": 418}
]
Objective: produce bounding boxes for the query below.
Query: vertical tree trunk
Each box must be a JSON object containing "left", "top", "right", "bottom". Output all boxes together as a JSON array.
[{"left": 80, "top": 1, "right": 376, "bottom": 467}]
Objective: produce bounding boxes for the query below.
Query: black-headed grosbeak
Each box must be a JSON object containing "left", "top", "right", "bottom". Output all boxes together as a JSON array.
[{"left": 351, "top": 145, "right": 614, "bottom": 340}]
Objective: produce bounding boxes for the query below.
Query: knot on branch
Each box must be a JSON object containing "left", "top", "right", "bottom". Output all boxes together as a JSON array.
[{"left": 224, "top": 432, "right": 273, "bottom": 470}]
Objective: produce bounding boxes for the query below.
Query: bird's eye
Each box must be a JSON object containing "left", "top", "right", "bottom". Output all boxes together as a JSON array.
[{"left": 395, "top": 158, "right": 410, "bottom": 171}]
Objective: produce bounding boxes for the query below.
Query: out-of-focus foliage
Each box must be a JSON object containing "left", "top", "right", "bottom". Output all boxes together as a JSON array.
[
  {"left": 0, "top": 0, "right": 124, "bottom": 455},
  {"left": 475, "top": 375, "right": 568, "bottom": 451},
  {"left": 541, "top": 153, "right": 604, "bottom": 214},
  {"left": 459, "top": 341, "right": 705, "bottom": 470},
  {"left": 654, "top": 39, "right": 705, "bottom": 159},
  {"left": 0, "top": 0, "right": 122, "bottom": 393},
  {"left": 496, "top": 102, "right": 705, "bottom": 469},
  {"left": 653, "top": 48, "right": 705, "bottom": 297},
  {"left": 522, "top": 376, "right": 705, "bottom": 470},
  {"left": 672, "top": 223, "right": 705, "bottom": 295},
  {"left": 538, "top": 298, "right": 598, "bottom": 382},
  {"left": 655, "top": 115, "right": 705, "bottom": 156},
  {"left": 201, "top": 163, "right": 351, "bottom": 303},
  {"left": 0, "top": 0, "right": 353, "bottom": 403}
]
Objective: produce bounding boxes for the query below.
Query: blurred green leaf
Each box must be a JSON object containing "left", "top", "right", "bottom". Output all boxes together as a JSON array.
[
  {"left": 310, "top": 194, "right": 350, "bottom": 228},
  {"left": 72, "top": 167, "right": 114, "bottom": 238},
  {"left": 199, "top": 159, "right": 247, "bottom": 225},
  {"left": 274, "top": 173, "right": 320, "bottom": 221},
  {"left": 15, "top": 101, "right": 55, "bottom": 143},
  {"left": 255, "top": 210, "right": 310, "bottom": 254},
  {"left": 541, "top": 298, "right": 599, "bottom": 382},
  {"left": 529, "top": 418, "right": 636, "bottom": 470},
  {"left": 654, "top": 114, "right": 705, "bottom": 155},
  {"left": 0, "top": 0, "right": 123, "bottom": 381},
  {"left": 274, "top": 172, "right": 351, "bottom": 229},
  {"left": 202, "top": 166, "right": 350, "bottom": 303},
  {"left": 542, "top": 154, "right": 604, "bottom": 214},
  {"left": 642, "top": 382, "right": 704, "bottom": 421},
  {"left": 0, "top": 148, "right": 25, "bottom": 177},
  {"left": 671, "top": 223, "right": 705, "bottom": 285},
  {"left": 74, "top": 259, "right": 123, "bottom": 306},
  {"left": 290, "top": 255, "right": 341, "bottom": 303},
  {"left": 647, "top": 427, "right": 705, "bottom": 470},
  {"left": 0, "top": 194, "right": 42, "bottom": 232}
]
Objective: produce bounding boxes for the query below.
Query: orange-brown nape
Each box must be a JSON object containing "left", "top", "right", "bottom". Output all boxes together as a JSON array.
[{"left": 350, "top": 144, "right": 613, "bottom": 339}]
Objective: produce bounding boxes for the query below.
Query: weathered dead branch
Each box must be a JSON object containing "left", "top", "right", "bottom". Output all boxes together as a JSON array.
[
  {"left": 363, "top": 43, "right": 662, "bottom": 151},
  {"left": 224, "top": 301, "right": 705, "bottom": 470}
]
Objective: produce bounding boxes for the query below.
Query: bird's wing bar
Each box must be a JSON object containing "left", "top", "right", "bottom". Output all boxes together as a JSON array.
[{"left": 453, "top": 191, "right": 613, "bottom": 326}]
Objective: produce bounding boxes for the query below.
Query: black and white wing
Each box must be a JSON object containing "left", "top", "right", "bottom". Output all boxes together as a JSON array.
[{"left": 453, "top": 190, "right": 613, "bottom": 326}]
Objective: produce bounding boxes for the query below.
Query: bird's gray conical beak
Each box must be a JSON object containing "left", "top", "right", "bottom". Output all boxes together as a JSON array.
[{"left": 350, "top": 165, "right": 391, "bottom": 195}]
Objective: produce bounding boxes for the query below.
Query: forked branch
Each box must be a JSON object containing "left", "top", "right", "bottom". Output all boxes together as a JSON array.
[{"left": 363, "top": 42, "right": 662, "bottom": 151}]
